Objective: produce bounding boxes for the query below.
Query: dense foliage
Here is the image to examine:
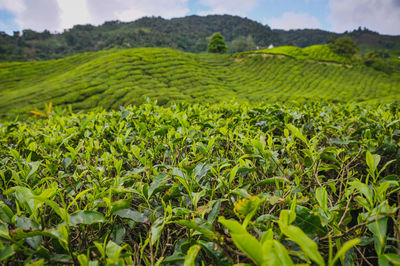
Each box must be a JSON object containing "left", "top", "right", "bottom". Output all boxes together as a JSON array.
[
  {"left": 207, "top": 33, "right": 227, "bottom": 54},
  {"left": 329, "top": 37, "right": 359, "bottom": 59},
  {"left": 1, "top": 15, "right": 399, "bottom": 61},
  {"left": 276, "top": 27, "right": 400, "bottom": 51},
  {"left": 0, "top": 15, "right": 279, "bottom": 61},
  {"left": 0, "top": 100, "right": 399, "bottom": 265},
  {"left": 229, "top": 35, "right": 256, "bottom": 53},
  {"left": 1, "top": 47, "right": 400, "bottom": 120},
  {"left": 363, "top": 52, "right": 400, "bottom": 74}
]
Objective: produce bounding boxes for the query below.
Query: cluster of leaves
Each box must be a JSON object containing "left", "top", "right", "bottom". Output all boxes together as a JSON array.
[
  {"left": 328, "top": 37, "right": 359, "bottom": 60},
  {"left": 0, "top": 100, "right": 399, "bottom": 265},
  {"left": 2, "top": 47, "right": 400, "bottom": 120}
]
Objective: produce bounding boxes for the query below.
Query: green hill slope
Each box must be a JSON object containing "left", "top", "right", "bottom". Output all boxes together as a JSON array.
[
  {"left": 1, "top": 47, "right": 400, "bottom": 119},
  {"left": 245, "top": 45, "right": 349, "bottom": 63}
]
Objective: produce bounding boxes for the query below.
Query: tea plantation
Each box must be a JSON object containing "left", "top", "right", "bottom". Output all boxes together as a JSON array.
[
  {"left": 1, "top": 46, "right": 400, "bottom": 119},
  {"left": 0, "top": 100, "right": 399, "bottom": 265}
]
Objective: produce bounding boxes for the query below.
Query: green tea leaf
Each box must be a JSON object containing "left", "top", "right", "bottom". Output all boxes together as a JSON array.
[
  {"left": 151, "top": 217, "right": 165, "bottom": 245},
  {"left": 113, "top": 208, "right": 148, "bottom": 223},
  {"left": 218, "top": 217, "right": 264, "bottom": 265},
  {"left": 381, "top": 253, "right": 400, "bottom": 264},
  {"left": 0, "top": 202, "right": 13, "bottom": 224},
  {"left": 280, "top": 225, "right": 324, "bottom": 266},
  {"left": 69, "top": 211, "right": 105, "bottom": 225},
  {"left": 0, "top": 246, "right": 14, "bottom": 262},
  {"left": 148, "top": 173, "right": 169, "bottom": 198},
  {"left": 183, "top": 244, "right": 201, "bottom": 266},
  {"left": 315, "top": 187, "right": 328, "bottom": 212},
  {"left": 332, "top": 238, "right": 360, "bottom": 265},
  {"left": 262, "top": 240, "right": 294, "bottom": 266},
  {"left": 367, "top": 217, "right": 387, "bottom": 256},
  {"left": 176, "top": 220, "right": 217, "bottom": 241},
  {"left": 106, "top": 241, "right": 123, "bottom": 262},
  {"left": 287, "top": 124, "right": 308, "bottom": 144}
]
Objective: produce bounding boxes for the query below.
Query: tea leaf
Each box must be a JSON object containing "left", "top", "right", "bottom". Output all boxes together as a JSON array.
[
  {"left": 183, "top": 244, "right": 201, "bottom": 266},
  {"left": 69, "top": 211, "right": 105, "bottom": 226}
]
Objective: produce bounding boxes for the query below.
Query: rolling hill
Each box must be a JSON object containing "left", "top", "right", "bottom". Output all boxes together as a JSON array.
[{"left": 1, "top": 45, "right": 400, "bottom": 119}]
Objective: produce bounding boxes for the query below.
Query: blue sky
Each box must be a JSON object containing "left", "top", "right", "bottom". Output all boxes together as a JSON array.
[{"left": 0, "top": 0, "right": 399, "bottom": 35}]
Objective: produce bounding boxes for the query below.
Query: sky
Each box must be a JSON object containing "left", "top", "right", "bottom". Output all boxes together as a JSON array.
[{"left": 0, "top": 0, "right": 399, "bottom": 35}]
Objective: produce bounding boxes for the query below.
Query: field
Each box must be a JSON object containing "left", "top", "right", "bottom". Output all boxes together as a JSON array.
[
  {"left": 1, "top": 42, "right": 400, "bottom": 265},
  {"left": 1, "top": 46, "right": 400, "bottom": 119},
  {"left": 0, "top": 100, "right": 399, "bottom": 265}
]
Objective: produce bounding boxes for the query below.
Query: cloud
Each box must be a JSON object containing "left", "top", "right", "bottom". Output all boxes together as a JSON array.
[
  {"left": 86, "top": 0, "right": 189, "bottom": 25},
  {"left": 57, "top": 0, "right": 91, "bottom": 31},
  {"left": 198, "top": 0, "right": 257, "bottom": 16},
  {"left": 0, "top": 0, "right": 24, "bottom": 14},
  {"left": 264, "top": 12, "right": 322, "bottom": 30},
  {"left": 0, "top": 0, "right": 190, "bottom": 32},
  {"left": 329, "top": 0, "right": 400, "bottom": 35},
  {"left": 1, "top": 0, "right": 61, "bottom": 31}
]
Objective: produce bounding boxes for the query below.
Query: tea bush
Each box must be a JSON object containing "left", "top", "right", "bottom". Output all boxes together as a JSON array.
[
  {"left": 1, "top": 47, "right": 400, "bottom": 120},
  {"left": 0, "top": 100, "right": 399, "bottom": 265}
]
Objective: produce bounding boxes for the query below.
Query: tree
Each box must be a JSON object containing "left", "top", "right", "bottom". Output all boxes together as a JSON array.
[
  {"left": 329, "top": 36, "right": 359, "bottom": 59},
  {"left": 207, "top": 32, "right": 227, "bottom": 53},
  {"left": 230, "top": 35, "right": 256, "bottom": 53}
]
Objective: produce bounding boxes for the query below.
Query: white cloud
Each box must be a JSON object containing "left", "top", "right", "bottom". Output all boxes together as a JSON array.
[
  {"left": 1, "top": 0, "right": 61, "bottom": 32},
  {"left": 198, "top": 0, "right": 257, "bottom": 16},
  {"left": 57, "top": 0, "right": 91, "bottom": 31},
  {"left": 0, "top": 0, "right": 25, "bottom": 14},
  {"left": 329, "top": 0, "right": 400, "bottom": 35},
  {"left": 86, "top": 0, "right": 189, "bottom": 25},
  {"left": 264, "top": 12, "right": 322, "bottom": 30},
  {"left": 0, "top": 0, "right": 190, "bottom": 32}
]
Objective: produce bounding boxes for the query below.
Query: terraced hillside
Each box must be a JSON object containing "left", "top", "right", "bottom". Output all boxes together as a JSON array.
[
  {"left": 1, "top": 46, "right": 400, "bottom": 119},
  {"left": 245, "top": 45, "right": 350, "bottom": 63}
]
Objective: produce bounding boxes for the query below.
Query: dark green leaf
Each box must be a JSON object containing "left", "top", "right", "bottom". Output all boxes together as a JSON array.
[{"left": 113, "top": 208, "right": 148, "bottom": 223}]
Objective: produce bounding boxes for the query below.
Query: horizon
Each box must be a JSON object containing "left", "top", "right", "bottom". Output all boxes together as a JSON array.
[{"left": 0, "top": 0, "right": 399, "bottom": 36}]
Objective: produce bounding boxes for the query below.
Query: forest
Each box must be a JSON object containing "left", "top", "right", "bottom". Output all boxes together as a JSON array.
[{"left": 1, "top": 15, "right": 400, "bottom": 61}]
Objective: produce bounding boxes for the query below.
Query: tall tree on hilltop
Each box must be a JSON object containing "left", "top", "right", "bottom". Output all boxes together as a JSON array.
[{"left": 207, "top": 32, "right": 227, "bottom": 53}]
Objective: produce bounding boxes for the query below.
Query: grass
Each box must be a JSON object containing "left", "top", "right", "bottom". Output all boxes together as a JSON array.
[
  {"left": 0, "top": 100, "right": 399, "bottom": 264},
  {"left": 1, "top": 46, "right": 400, "bottom": 119}
]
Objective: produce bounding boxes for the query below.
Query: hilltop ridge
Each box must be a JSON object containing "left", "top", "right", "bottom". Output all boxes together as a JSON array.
[{"left": 1, "top": 14, "right": 399, "bottom": 61}]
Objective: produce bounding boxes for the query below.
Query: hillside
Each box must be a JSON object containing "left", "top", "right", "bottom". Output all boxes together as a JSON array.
[
  {"left": 1, "top": 46, "right": 400, "bottom": 119},
  {"left": 242, "top": 45, "right": 350, "bottom": 63},
  {"left": 1, "top": 15, "right": 399, "bottom": 61}
]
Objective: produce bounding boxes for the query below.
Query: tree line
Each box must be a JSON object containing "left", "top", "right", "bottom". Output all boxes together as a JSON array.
[{"left": 0, "top": 14, "right": 399, "bottom": 62}]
